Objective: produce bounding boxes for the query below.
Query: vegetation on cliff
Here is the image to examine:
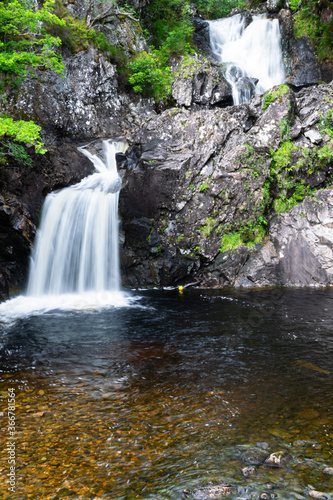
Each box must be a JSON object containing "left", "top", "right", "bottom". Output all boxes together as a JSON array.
[{"left": 0, "top": 0, "right": 65, "bottom": 164}]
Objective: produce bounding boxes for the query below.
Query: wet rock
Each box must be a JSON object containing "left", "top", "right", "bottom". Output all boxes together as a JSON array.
[
  {"left": 185, "top": 482, "right": 238, "bottom": 499},
  {"left": 242, "top": 449, "right": 270, "bottom": 465},
  {"left": 259, "top": 494, "right": 271, "bottom": 500},
  {"left": 285, "top": 37, "right": 321, "bottom": 87},
  {"left": 94, "top": 15, "right": 149, "bottom": 59},
  {"left": 120, "top": 81, "right": 333, "bottom": 289},
  {"left": 256, "top": 442, "right": 270, "bottom": 450},
  {"left": 278, "top": 9, "right": 321, "bottom": 88},
  {"left": 266, "top": 0, "right": 284, "bottom": 12},
  {"left": 192, "top": 17, "right": 215, "bottom": 61},
  {"left": 298, "top": 409, "right": 320, "bottom": 420},
  {"left": 264, "top": 451, "right": 292, "bottom": 467},
  {"left": 294, "top": 440, "right": 318, "bottom": 446},
  {"left": 171, "top": 54, "right": 232, "bottom": 108},
  {"left": 308, "top": 491, "right": 330, "bottom": 499},
  {"left": 236, "top": 188, "right": 333, "bottom": 287},
  {"left": 242, "top": 466, "right": 256, "bottom": 477}
]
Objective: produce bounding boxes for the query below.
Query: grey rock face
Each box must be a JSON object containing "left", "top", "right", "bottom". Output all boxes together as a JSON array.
[
  {"left": 279, "top": 9, "right": 321, "bottom": 87},
  {"left": 267, "top": 0, "right": 285, "bottom": 12},
  {"left": 95, "top": 16, "right": 149, "bottom": 59},
  {"left": 120, "top": 81, "right": 333, "bottom": 288},
  {"left": 2, "top": 47, "right": 122, "bottom": 141},
  {"left": 171, "top": 55, "right": 232, "bottom": 108}
]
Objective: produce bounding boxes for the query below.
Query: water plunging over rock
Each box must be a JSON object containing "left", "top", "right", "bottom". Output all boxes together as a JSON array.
[
  {"left": 209, "top": 14, "right": 285, "bottom": 104},
  {"left": 27, "top": 140, "right": 126, "bottom": 296}
]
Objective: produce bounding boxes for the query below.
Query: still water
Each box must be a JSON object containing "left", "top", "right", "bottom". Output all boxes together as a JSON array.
[{"left": 0, "top": 288, "right": 332, "bottom": 499}]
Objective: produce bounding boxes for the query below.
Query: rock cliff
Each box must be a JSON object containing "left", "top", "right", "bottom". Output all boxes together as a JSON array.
[
  {"left": 119, "top": 81, "right": 333, "bottom": 288},
  {"left": 0, "top": 5, "right": 332, "bottom": 300}
]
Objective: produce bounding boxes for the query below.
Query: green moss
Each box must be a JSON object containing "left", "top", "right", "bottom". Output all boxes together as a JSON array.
[
  {"left": 319, "top": 109, "right": 333, "bottom": 139},
  {"left": 199, "top": 182, "right": 210, "bottom": 192},
  {"left": 220, "top": 222, "right": 266, "bottom": 253},
  {"left": 271, "top": 141, "right": 297, "bottom": 173},
  {"left": 199, "top": 217, "right": 215, "bottom": 238},
  {"left": 262, "top": 84, "right": 289, "bottom": 111},
  {"left": 294, "top": 9, "right": 333, "bottom": 63}
]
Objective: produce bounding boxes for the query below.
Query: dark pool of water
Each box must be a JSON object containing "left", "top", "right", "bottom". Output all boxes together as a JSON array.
[{"left": 0, "top": 288, "right": 332, "bottom": 499}]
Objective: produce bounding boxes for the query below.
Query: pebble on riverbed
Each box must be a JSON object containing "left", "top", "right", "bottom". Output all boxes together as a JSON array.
[
  {"left": 183, "top": 482, "right": 238, "bottom": 499},
  {"left": 308, "top": 490, "right": 330, "bottom": 499},
  {"left": 242, "top": 449, "right": 270, "bottom": 465},
  {"left": 264, "top": 451, "right": 292, "bottom": 467},
  {"left": 323, "top": 467, "right": 333, "bottom": 476},
  {"left": 242, "top": 466, "right": 257, "bottom": 477}
]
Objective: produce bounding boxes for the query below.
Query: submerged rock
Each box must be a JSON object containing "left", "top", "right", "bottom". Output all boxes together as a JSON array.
[
  {"left": 242, "top": 449, "right": 270, "bottom": 465},
  {"left": 184, "top": 482, "right": 238, "bottom": 499},
  {"left": 264, "top": 451, "right": 292, "bottom": 467}
]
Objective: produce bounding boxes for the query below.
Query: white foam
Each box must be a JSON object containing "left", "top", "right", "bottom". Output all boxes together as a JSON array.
[{"left": 0, "top": 291, "right": 142, "bottom": 327}]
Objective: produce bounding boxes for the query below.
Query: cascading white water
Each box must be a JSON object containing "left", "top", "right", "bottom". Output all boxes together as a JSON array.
[
  {"left": 27, "top": 140, "right": 126, "bottom": 296},
  {"left": 209, "top": 14, "right": 285, "bottom": 105}
]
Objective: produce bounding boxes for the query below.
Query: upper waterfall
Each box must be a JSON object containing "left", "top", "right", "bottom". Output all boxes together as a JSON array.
[
  {"left": 209, "top": 14, "right": 285, "bottom": 105},
  {"left": 27, "top": 140, "right": 127, "bottom": 297}
]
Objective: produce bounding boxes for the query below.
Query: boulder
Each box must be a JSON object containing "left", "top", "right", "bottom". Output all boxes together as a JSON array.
[{"left": 171, "top": 55, "right": 232, "bottom": 108}]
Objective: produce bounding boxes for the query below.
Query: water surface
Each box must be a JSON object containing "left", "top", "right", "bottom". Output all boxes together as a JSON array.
[{"left": 0, "top": 288, "right": 332, "bottom": 499}]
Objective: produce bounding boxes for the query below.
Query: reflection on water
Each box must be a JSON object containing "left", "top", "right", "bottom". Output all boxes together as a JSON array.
[{"left": 0, "top": 289, "right": 332, "bottom": 499}]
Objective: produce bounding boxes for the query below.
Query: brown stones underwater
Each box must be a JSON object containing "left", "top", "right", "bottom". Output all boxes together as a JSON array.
[{"left": 0, "top": 288, "right": 332, "bottom": 499}]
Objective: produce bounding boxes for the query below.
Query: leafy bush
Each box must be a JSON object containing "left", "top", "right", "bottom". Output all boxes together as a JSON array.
[
  {"left": 127, "top": 50, "right": 172, "bottom": 101},
  {"left": 0, "top": 0, "right": 65, "bottom": 76},
  {"left": 0, "top": 118, "right": 46, "bottom": 154},
  {"left": 0, "top": 141, "right": 33, "bottom": 166},
  {"left": 145, "top": 0, "right": 194, "bottom": 54},
  {"left": 293, "top": 4, "right": 333, "bottom": 63}
]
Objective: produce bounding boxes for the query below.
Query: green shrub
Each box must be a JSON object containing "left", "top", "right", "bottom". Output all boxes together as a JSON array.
[
  {"left": 0, "top": 0, "right": 65, "bottom": 77},
  {"left": 0, "top": 117, "right": 46, "bottom": 154},
  {"left": 220, "top": 220, "right": 266, "bottom": 252},
  {"left": 127, "top": 50, "right": 172, "bottom": 101},
  {"left": 294, "top": 8, "right": 333, "bottom": 63}
]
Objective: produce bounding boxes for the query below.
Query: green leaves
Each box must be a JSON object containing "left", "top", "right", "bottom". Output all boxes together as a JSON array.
[
  {"left": 0, "top": 117, "right": 46, "bottom": 154},
  {"left": 0, "top": 0, "right": 65, "bottom": 76},
  {"left": 128, "top": 50, "right": 172, "bottom": 102}
]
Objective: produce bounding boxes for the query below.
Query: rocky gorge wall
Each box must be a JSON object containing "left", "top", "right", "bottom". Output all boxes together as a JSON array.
[
  {"left": 119, "top": 81, "right": 333, "bottom": 288},
  {"left": 0, "top": 3, "right": 333, "bottom": 300}
]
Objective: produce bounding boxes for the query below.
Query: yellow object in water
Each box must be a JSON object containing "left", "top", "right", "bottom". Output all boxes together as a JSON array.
[
  {"left": 178, "top": 286, "right": 183, "bottom": 293},
  {"left": 296, "top": 360, "right": 330, "bottom": 375}
]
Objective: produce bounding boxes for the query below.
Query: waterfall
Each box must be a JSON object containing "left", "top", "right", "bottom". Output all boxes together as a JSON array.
[
  {"left": 27, "top": 140, "right": 126, "bottom": 296},
  {"left": 209, "top": 14, "right": 285, "bottom": 105}
]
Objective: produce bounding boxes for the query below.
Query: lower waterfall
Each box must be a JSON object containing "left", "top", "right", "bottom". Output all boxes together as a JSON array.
[
  {"left": 0, "top": 140, "right": 137, "bottom": 320},
  {"left": 28, "top": 140, "right": 125, "bottom": 296},
  {"left": 209, "top": 14, "right": 285, "bottom": 105}
]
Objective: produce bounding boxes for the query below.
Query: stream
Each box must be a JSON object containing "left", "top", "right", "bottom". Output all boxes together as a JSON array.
[{"left": 0, "top": 288, "right": 332, "bottom": 499}]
